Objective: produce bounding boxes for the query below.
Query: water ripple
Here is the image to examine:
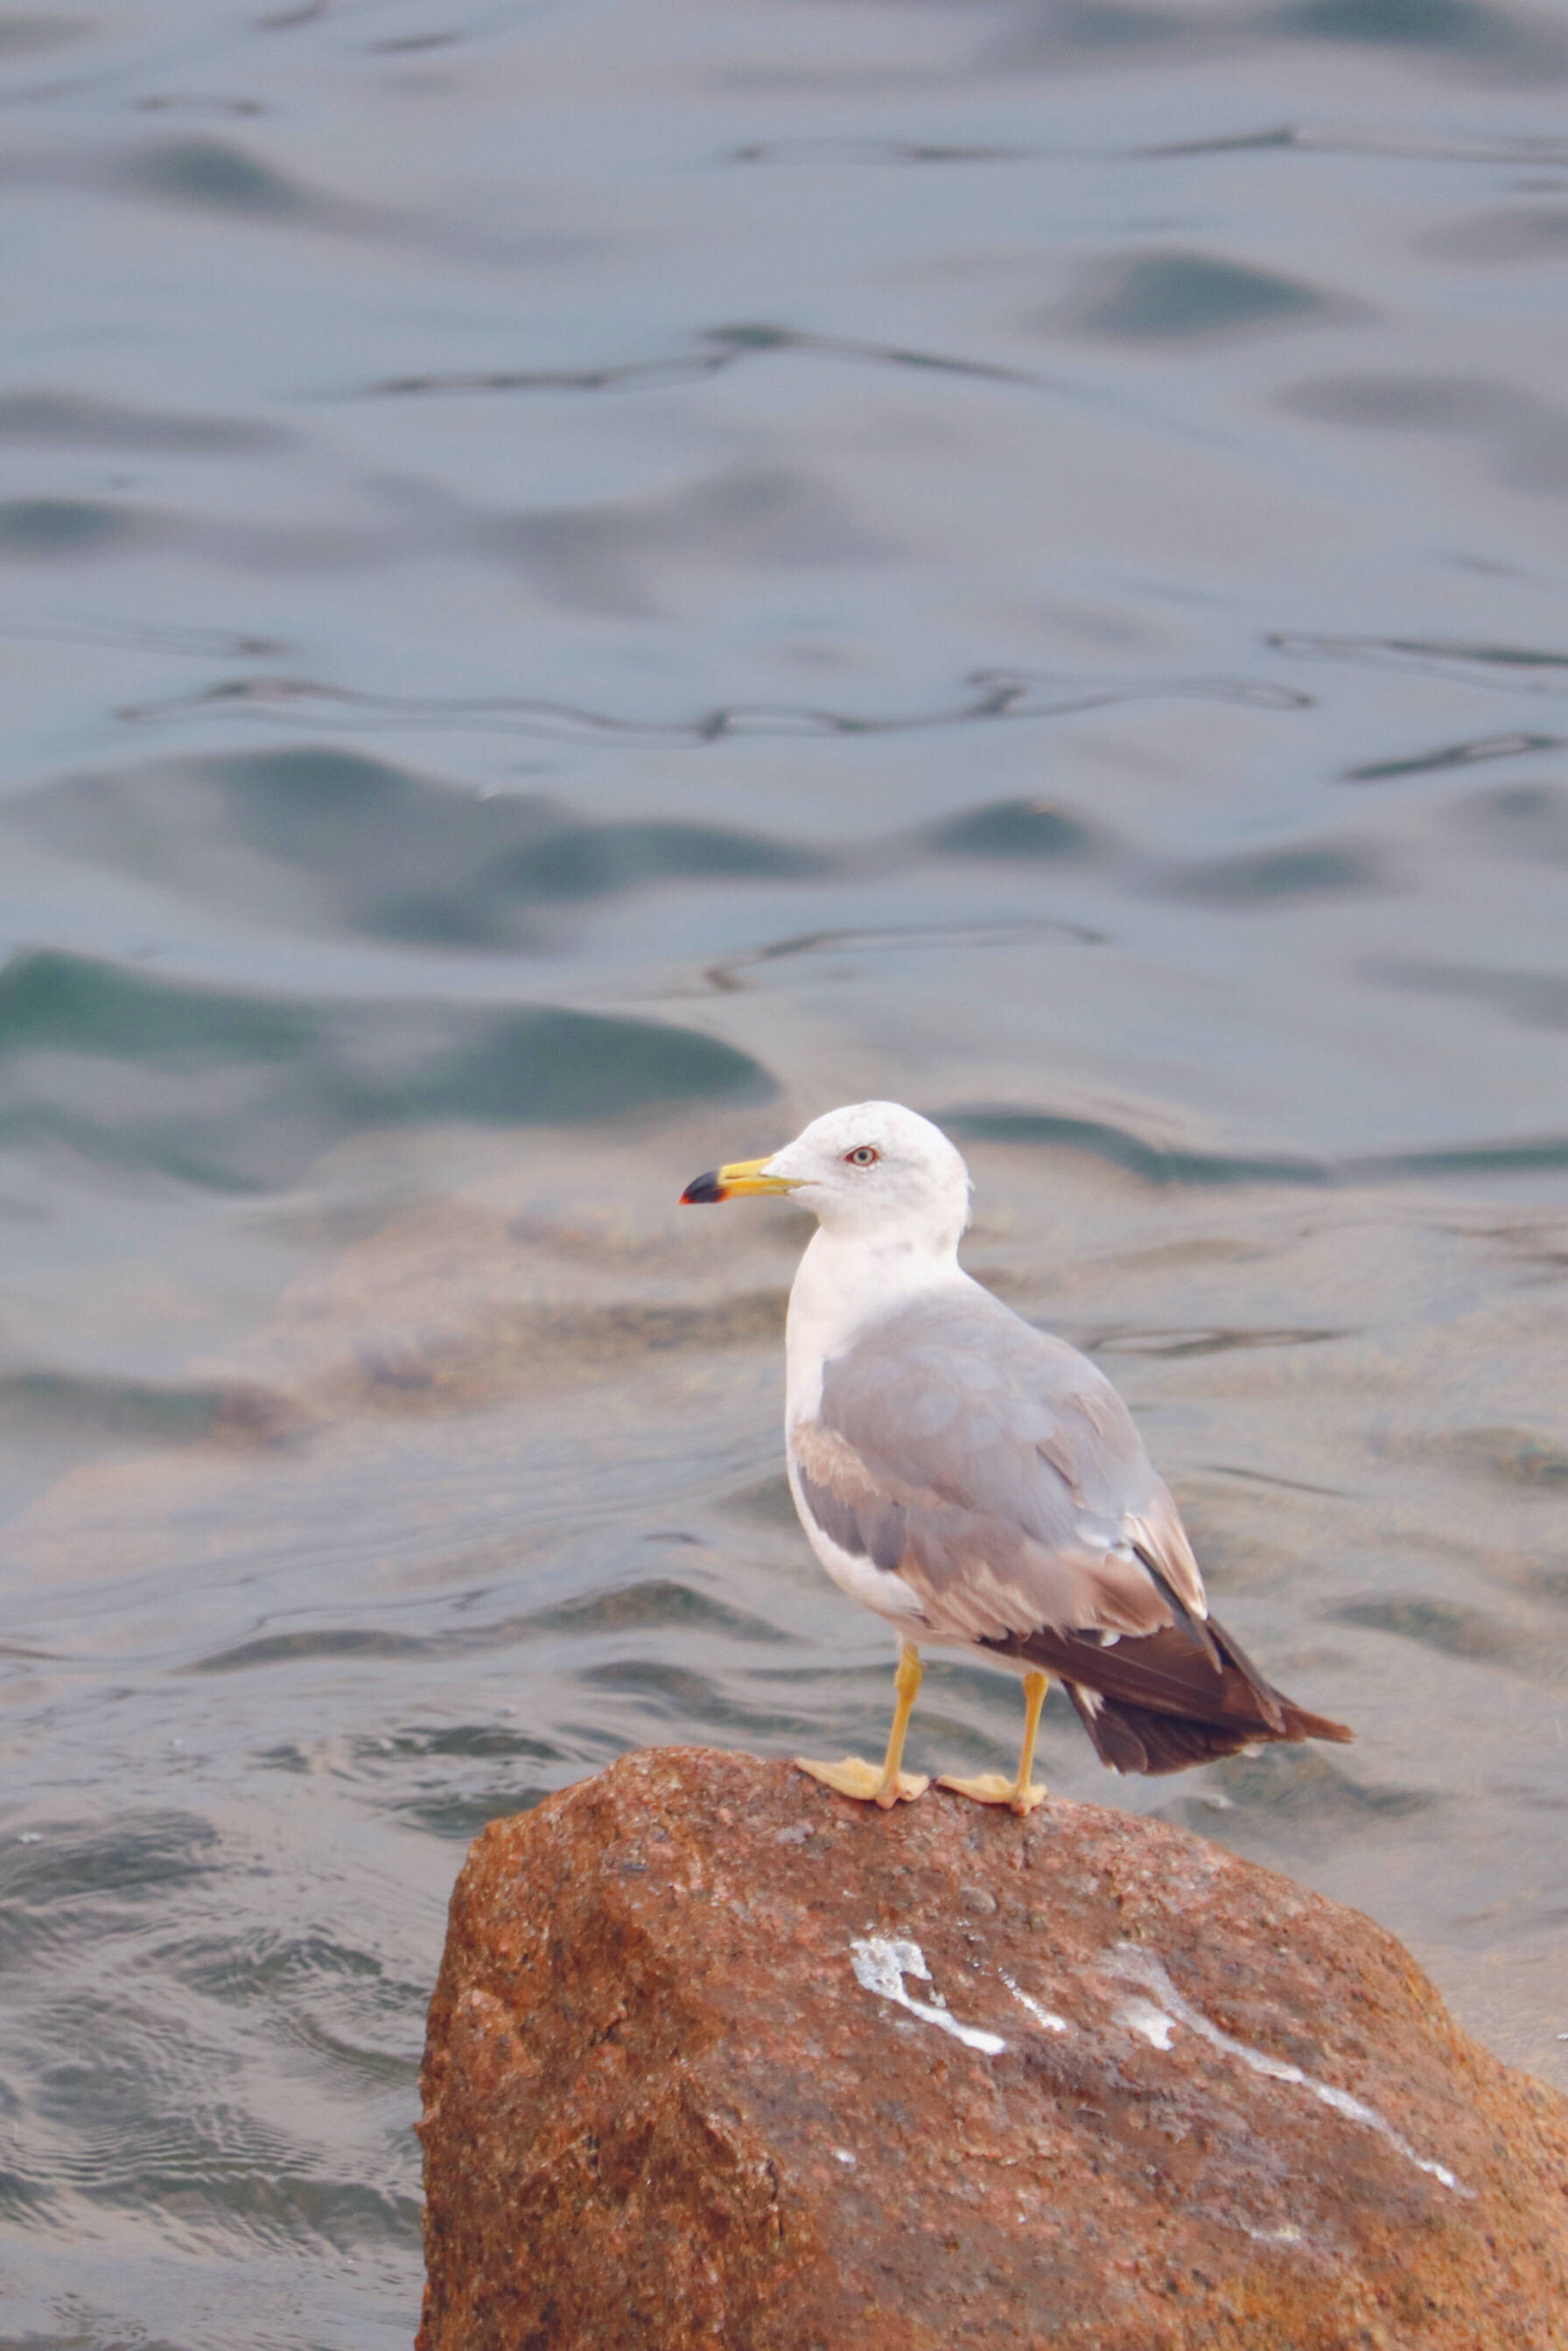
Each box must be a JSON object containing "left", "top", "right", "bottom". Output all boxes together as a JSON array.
[
  {"left": 367, "top": 319, "right": 1040, "bottom": 400},
  {"left": 945, "top": 1105, "right": 1568, "bottom": 1186},
  {"left": 704, "top": 920, "right": 1103, "bottom": 995},
  {"left": 0, "top": 612, "right": 285, "bottom": 657},
  {"left": 1368, "top": 956, "right": 1568, "bottom": 1030},
  {"left": 1342, "top": 730, "right": 1559, "bottom": 781},
  {"left": 191, "top": 1580, "right": 794, "bottom": 1677},
  {"left": 732, "top": 124, "right": 1568, "bottom": 169},
  {"left": 0, "top": 950, "right": 774, "bottom": 1189},
  {"left": 1268, "top": 631, "right": 1568, "bottom": 690},
  {"left": 118, "top": 667, "right": 1310, "bottom": 741},
  {"left": 1281, "top": 373, "right": 1568, "bottom": 496}
]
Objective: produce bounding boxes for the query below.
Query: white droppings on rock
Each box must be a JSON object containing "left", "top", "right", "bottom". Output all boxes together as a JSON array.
[
  {"left": 999, "top": 1971, "right": 1068, "bottom": 2033},
  {"left": 1244, "top": 2220, "right": 1306, "bottom": 2246},
  {"left": 1120, "top": 1997, "right": 1179, "bottom": 2051},
  {"left": 849, "top": 1936, "right": 1005, "bottom": 2056},
  {"left": 834, "top": 2147, "right": 858, "bottom": 2166},
  {"left": 1110, "top": 1947, "right": 1466, "bottom": 2194}
]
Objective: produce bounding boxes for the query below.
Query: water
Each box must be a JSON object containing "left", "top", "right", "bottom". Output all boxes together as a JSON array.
[{"left": 3, "top": 0, "right": 1567, "bottom": 2341}]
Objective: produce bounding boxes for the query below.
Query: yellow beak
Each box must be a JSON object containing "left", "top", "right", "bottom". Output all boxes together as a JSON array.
[{"left": 681, "top": 1156, "right": 800, "bottom": 1205}]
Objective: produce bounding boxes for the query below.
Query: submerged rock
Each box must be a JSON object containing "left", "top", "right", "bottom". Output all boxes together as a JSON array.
[{"left": 417, "top": 1748, "right": 1568, "bottom": 2351}]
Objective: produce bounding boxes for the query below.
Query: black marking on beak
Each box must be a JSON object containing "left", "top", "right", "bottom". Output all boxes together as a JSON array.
[{"left": 681, "top": 1170, "right": 726, "bottom": 1205}]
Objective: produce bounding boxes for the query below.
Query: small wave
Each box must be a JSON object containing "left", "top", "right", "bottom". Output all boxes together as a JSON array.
[
  {"left": 1334, "top": 1594, "right": 1544, "bottom": 1675},
  {"left": 363, "top": 319, "right": 1037, "bottom": 401},
  {"left": 705, "top": 920, "right": 1102, "bottom": 993},
  {"left": 0, "top": 611, "right": 284, "bottom": 656},
  {"left": 736, "top": 124, "right": 1568, "bottom": 169},
  {"left": 0, "top": 949, "right": 774, "bottom": 1190},
  {"left": 117, "top": 665, "right": 1310, "bottom": 741},
  {"left": 946, "top": 1103, "right": 1568, "bottom": 1187},
  {"left": 1269, "top": 631, "right": 1568, "bottom": 691},
  {"left": 1342, "top": 730, "right": 1559, "bottom": 781}
]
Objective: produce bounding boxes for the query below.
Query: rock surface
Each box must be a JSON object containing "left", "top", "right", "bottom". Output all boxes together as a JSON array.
[{"left": 417, "top": 1748, "right": 1568, "bottom": 2351}]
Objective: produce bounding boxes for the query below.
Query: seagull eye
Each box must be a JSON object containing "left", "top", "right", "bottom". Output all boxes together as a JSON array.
[{"left": 844, "top": 1145, "right": 879, "bottom": 1167}]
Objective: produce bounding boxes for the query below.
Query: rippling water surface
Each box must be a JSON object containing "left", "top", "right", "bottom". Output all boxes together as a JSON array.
[{"left": 3, "top": 1, "right": 1567, "bottom": 2342}]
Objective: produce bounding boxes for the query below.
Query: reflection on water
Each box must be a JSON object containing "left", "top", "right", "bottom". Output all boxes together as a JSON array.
[{"left": 1, "top": 0, "right": 1566, "bottom": 2345}]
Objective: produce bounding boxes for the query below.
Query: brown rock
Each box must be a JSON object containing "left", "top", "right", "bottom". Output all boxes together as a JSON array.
[{"left": 417, "top": 1748, "right": 1568, "bottom": 2351}]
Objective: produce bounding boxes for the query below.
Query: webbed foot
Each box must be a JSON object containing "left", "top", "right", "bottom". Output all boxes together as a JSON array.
[
  {"left": 794, "top": 1755, "right": 929, "bottom": 1808},
  {"left": 936, "top": 1770, "right": 1047, "bottom": 1816}
]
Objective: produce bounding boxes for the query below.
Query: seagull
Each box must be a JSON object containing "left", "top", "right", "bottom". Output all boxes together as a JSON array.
[{"left": 682, "top": 1100, "right": 1351, "bottom": 1814}]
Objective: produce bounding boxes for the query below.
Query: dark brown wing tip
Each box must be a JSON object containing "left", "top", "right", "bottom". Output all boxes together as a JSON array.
[
  {"left": 1283, "top": 1704, "right": 1354, "bottom": 1745},
  {"left": 1132, "top": 1544, "right": 1223, "bottom": 1671},
  {"left": 1208, "top": 1613, "right": 1353, "bottom": 1746},
  {"left": 1206, "top": 1613, "right": 1287, "bottom": 1733}
]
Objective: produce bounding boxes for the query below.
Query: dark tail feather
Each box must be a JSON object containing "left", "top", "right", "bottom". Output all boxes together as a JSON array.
[
  {"left": 1061, "top": 1620, "right": 1354, "bottom": 1774},
  {"left": 1067, "top": 1686, "right": 1267, "bottom": 1775},
  {"left": 982, "top": 1603, "right": 1353, "bottom": 1778},
  {"left": 1068, "top": 1680, "right": 1352, "bottom": 1774}
]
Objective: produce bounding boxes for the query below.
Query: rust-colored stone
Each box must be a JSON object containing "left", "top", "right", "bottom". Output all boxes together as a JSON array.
[{"left": 417, "top": 1748, "right": 1568, "bottom": 2351}]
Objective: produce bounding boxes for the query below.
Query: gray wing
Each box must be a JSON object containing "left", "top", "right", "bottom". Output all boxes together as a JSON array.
[
  {"left": 792, "top": 1285, "right": 1354, "bottom": 1774},
  {"left": 794, "top": 1286, "right": 1204, "bottom": 1645}
]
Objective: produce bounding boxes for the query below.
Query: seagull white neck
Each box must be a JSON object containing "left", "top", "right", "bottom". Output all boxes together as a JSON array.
[{"left": 784, "top": 1222, "right": 971, "bottom": 1423}]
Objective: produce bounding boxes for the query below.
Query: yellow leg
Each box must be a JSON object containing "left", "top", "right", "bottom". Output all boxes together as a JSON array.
[
  {"left": 937, "top": 1670, "right": 1050, "bottom": 1816},
  {"left": 1015, "top": 1669, "right": 1050, "bottom": 1805},
  {"left": 795, "top": 1642, "right": 929, "bottom": 1808}
]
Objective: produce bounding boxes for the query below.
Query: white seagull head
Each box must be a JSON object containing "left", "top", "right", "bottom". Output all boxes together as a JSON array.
[{"left": 683, "top": 1100, "right": 973, "bottom": 1252}]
